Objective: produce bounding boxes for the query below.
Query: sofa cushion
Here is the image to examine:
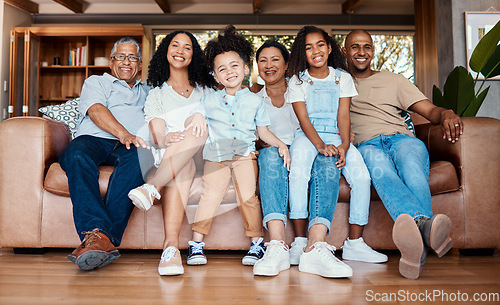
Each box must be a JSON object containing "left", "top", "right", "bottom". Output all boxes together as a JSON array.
[
  {"left": 44, "top": 163, "right": 113, "bottom": 197},
  {"left": 43, "top": 162, "right": 237, "bottom": 205},
  {"left": 337, "top": 160, "right": 460, "bottom": 202}
]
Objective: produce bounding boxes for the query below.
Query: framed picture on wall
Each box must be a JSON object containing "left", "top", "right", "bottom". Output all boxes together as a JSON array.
[{"left": 465, "top": 11, "right": 500, "bottom": 80}]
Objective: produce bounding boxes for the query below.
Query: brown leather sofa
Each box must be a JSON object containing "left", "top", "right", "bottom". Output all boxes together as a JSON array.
[{"left": 0, "top": 115, "right": 499, "bottom": 252}]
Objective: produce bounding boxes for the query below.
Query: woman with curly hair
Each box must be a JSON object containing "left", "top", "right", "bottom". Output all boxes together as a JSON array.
[
  {"left": 128, "top": 30, "right": 216, "bottom": 276},
  {"left": 187, "top": 25, "right": 290, "bottom": 267}
]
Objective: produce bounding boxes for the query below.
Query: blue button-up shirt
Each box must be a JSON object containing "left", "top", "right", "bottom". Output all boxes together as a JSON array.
[
  {"left": 201, "top": 88, "right": 270, "bottom": 162},
  {"left": 76, "top": 73, "right": 150, "bottom": 140}
]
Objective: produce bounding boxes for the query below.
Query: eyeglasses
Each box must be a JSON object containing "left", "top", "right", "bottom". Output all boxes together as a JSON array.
[{"left": 111, "top": 54, "right": 140, "bottom": 62}]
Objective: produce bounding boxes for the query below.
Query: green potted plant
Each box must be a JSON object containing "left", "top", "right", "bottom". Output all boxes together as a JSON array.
[{"left": 433, "top": 20, "right": 500, "bottom": 117}]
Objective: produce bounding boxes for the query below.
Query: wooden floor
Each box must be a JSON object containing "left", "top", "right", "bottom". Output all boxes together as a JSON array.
[{"left": 0, "top": 248, "right": 499, "bottom": 305}]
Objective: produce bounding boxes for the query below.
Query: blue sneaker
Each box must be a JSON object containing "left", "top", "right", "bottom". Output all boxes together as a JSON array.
[
  {"left": 187, "top": 241, "right": 207, "bottom": 265},
  {"left": 242, "top": 237, "right": 265, "bottom": 266}
]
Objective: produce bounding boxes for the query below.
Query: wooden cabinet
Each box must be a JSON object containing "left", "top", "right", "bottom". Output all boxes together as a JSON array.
[{"left": 9, "top": 26, "right": 151, "bottom": 117}]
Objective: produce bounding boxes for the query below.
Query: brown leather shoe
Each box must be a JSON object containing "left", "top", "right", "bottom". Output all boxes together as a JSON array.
[
  {"left": 392, "top": 214, "right": 426, "bottom": 279},
  {"left": 68, "top": 229, "right": 120, "bottom": 271},
  {"left": 416, "top": 214, "right": 453, "bottom": 257}
]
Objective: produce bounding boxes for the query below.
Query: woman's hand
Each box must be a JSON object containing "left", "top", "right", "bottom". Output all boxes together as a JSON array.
[
  {"left": 185, "top": 113, "right": 208, "bottom": 137},
  {"left": 278, "top": 143, "right": 291, "bottom": 171},
  {"left": 158, "top": 131, "right": 184, "bottom": 148}
]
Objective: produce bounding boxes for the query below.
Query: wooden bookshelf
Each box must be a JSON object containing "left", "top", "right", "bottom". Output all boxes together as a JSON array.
[{"left": 9, "top": 26, "right": 150, "bottom": 117}]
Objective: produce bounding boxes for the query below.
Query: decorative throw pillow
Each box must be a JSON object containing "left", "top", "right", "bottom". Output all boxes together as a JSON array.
[
  {"left": 402, "top": 110, "right": 415, "bottom": 135},
  {"left": 39, "top": 98, "right": 80, "bottom": 138}
]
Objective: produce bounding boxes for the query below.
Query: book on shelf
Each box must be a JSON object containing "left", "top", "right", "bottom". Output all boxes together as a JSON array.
[{"left": 68, "top": 46, "right": 87, "bottom": 66}]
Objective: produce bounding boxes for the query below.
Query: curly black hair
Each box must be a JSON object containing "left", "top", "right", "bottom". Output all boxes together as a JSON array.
[
  {"left": 204, "top": 25, "right": 254, "bottom": 72},
  {"left": 287, "top": 26, "right": 348, "bottom": 79},
  {"left": 147, "top": 30, "right": 217, "bottom": 89}
]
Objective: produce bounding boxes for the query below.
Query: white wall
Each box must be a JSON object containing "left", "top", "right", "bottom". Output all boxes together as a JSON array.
[
  {"left": 436, "top": 0, "right": 500, "bottom": 119},
  {"left": 0, "top": 1, "right": 32, "bottom": 122}
]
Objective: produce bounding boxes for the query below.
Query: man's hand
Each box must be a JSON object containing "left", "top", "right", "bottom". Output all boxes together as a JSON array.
[
  {"left": 120, "top": 133, "right": 150, "bottom": 150},
  {"left": 440, "top": 109, "right": 463, "bottom": 143},
  {"left": 410, "top": 100, "right": 463, "bottom": 143}
]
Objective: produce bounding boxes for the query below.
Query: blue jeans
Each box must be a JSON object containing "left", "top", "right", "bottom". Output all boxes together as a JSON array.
[
  {"left": 258, "top": 146, "right": 289, "bottom": 230},
  {"left": 342, "top": 145, "right": 371, "bottom": 226},
  {"left": 357, "top": 134, "right": 433, "bottom": 221},
  {"left": 59, "top": 135, "right": 145, "bottom": 246},
  {"left": 289, "top": 130, "right": 371, "bottom": 225},
  {"left": 308, "top": 154, "right": 341, "bottom": 234}
]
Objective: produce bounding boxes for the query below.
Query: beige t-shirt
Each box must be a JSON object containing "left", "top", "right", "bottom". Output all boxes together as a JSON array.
[{"left": 351, "top": 70, "right": 427, "bottom": 145}]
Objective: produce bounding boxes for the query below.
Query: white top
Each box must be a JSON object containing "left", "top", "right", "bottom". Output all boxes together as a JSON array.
[
  {"left": 143, "top": 83, "right": 214, "bottom": 167},
  {"left": 144, "top": 83, "right": 214, "bottom": 133},
  {"left": 287, "top": 67, "right": 358, "bottom": 104},
  {"left": 255, "top": 85, "right": 299, "bottom": 146}
]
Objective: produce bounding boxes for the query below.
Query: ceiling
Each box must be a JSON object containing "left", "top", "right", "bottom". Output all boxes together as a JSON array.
[
  {"left": 8, "top": 0, "right": 415, "bottom": 15},
  {"left": 5, "top": 0, "right": 416, "bottom": 31}
]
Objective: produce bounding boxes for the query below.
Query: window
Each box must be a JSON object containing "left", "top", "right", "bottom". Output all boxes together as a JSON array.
[{"left": 153, "top": 30, "right": 414, "bottom": 85}]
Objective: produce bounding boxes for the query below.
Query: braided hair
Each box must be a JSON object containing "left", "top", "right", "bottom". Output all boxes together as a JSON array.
[
  {"left": 204, "top": 25, "right": 254, "bottom": 72},
  {"left": 147, "top": 30, "right": 217, "bottom": 89},
  {"left": 287, "top": 25, "right": 347, "bottom": 79}
]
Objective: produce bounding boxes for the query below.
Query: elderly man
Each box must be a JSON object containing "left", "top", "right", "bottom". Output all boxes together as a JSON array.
[
  {"left": 59, "top": 37, "right": 150, "bottom": 271},
  {"left": 343, "top": 30, "right": 462, "bottom": 279}
]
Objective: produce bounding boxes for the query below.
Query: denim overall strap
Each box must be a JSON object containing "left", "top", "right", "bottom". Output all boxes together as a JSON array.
[{"left": 303, "top": 69, "right": 341, "bottom": 134}]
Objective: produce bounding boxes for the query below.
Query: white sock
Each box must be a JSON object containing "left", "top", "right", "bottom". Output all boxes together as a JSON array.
[
  {"left": 294, "top": 237, "right": 308, "bottom": 244},
  {"left": 346, "top": 237, "right": 362, "bottom": 245}
]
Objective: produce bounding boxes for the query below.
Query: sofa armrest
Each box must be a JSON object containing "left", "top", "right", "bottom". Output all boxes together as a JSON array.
[
  {"left": 0, "top": 117, "right": 71, "bottom": 248},
  {"left": 417, "top": 117, "right": 500, "bottom": 249}
]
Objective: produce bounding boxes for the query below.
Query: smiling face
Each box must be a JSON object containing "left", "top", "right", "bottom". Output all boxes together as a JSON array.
[
  {"left": 167, "top": 33, "right": 193, "bottom": 70},
  {"left": 305, "top": 32, "right": 332, "bottom": 71},
  {"left": 257, "top": 47, "right": 288, "bottom": 86},
  {"left": 344, "top": 30, "right": 374, "bottom": 78},
  {"left": 109, "top": 43, "right": 142, "bottom": 87},
  {"left": 213, "top": 51, "right": 249, "bottom": 95}
]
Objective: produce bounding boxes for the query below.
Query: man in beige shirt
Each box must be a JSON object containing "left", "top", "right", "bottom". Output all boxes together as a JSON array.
[{"left": 344, "top": 30, "right": 462, "bottom": 279}]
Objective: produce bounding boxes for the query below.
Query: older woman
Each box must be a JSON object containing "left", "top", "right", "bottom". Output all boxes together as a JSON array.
[{"left": 251, "top": 40, "right": 385, "bottom": 278}]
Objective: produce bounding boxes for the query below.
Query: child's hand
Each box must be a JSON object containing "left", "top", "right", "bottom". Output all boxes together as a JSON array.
[
  {"left": 278, "top": 144, "right": 291, "bottom": 171},
  {"left": 161, "top": 131, "right": 184, "bottom": 148},
  {"left": 185, "top": 113, "right": 208, "bottom": 137},
  {"left": 318, "top": 144, "right": 339, "bottom": 157},
  {"left": 335, "top": 143, "right": 350, "bottom": 169}
]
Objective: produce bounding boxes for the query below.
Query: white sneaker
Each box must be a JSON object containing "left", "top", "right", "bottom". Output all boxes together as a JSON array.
[
  {"left": 289, "top": 237, "right": 307, "bottom": 266},
  {"left": 342, "top": 237, "right": 388, "bottom": 263},
  {"left": 299, "top": 242, "right": 353, "bottom": 278},
  {"left": 158, "top": 246, "right": 184, "bottom": 276},
  {"left": 253, "top": 240, "right": 290, "bottom": 276},
  {"left": 128, "top": 184, "right": 161, "bottom": 211}
]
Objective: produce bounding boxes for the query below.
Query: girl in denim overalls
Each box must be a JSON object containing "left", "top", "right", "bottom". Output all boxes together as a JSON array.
[{"left": 286, "top": 26, "right": 387, "bottom": 278}]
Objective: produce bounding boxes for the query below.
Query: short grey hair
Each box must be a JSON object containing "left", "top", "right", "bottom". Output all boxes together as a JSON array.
[{"left": 110, "top": 37, "right": 141, "bottom": 59}]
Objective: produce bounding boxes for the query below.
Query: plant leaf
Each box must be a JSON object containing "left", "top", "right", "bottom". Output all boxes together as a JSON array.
[
  {"left": 432, "top": 85, "right": 447, "bottom": 108},
  {"left": 443, "top": 66, "right": 475, "bottom": 115},
  {"left": 462, "top": 86, "right": 490, "bottom": 117},
  {"left": 470, "top": 20, "right": 500, "bottom": 73},
  {"left": 481, "top": 45, "right": 500, "bottom": 78}
]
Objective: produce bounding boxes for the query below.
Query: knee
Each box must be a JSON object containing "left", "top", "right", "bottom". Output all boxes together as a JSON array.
[{"left": 60, "top": 147, "right": 91, "bottom": 170}]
